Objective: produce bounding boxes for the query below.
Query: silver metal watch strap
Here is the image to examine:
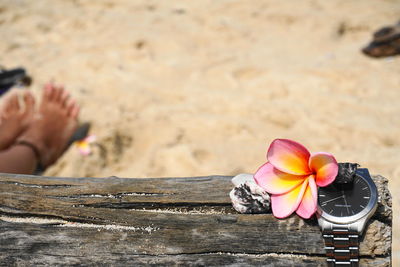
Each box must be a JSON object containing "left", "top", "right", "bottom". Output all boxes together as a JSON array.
[{"left": 323, "top": 226, "right": 359, "bottom": 267}]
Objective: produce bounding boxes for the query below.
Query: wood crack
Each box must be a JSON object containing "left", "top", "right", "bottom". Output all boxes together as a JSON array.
[
  {"left": 47, "top": 191, "right": 173, "bottom": 199},
  {"left": 74, "top": 202, "right": 235, "bottom": 214},
  {"left": 0, "top": 210, "right": 104, "bottom": 225},
  {"left": 0, "top": 214, "right": 159, "bottom": 233},
  {"left": 89, "top": 251, "right": 389, "bottom": 260},
  {"left": 0, "top": 180, "right": 75, "bottom": 188}
]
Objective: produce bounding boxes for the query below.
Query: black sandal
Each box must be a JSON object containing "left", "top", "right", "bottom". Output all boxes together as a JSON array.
[
  {"left": 0, "top": 67, "right": 32, "bottom": 96},
  {"left": 362, "top": 21, "right": 400, "bottom": 58}
]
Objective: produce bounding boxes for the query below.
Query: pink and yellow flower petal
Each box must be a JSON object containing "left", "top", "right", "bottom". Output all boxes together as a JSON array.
[
  {"left": 267, "top": 139, "right": 311, "bottom": 175},
  {"left": 296, "top": 176, "right": 318, "bottom": 219},
  {"left": 254, "top": 162, "right": 307, "bottom": 195},
  {"left": 309, "top": 152, "right": 338, "bottom": 187},
  {"left": 84, "top": 134, "right": 97, "bottom": 143},
  {"left": 76, "top": 141, "right": 91, "bottom": 155},
  {"left": 270, "top": 178, "right": 308, "bottom": 219}
]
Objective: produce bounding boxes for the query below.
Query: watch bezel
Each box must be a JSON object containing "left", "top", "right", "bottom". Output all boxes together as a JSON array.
[{"left": 316, "top": 168, "right": 378, "bottom": 224}]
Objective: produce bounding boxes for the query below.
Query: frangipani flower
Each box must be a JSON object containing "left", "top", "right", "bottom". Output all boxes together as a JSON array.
[
  {"left": 254, "top": 139, "right": 338, "bottom": 219},
  {"left": 75, "top": 135, "right": 96, "bottom": 156}
]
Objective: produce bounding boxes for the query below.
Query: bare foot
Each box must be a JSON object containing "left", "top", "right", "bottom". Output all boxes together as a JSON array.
[
  {"left": 0, "top": 90, "right": 35, "bottom": 150},
  {"left": 17, "top": 83, "right": 80, "bottom": 167}
]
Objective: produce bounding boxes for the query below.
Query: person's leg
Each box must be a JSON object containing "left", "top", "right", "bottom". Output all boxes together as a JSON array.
[
  {"left": 16, "top": 83, "right": 80, "bottom": 168},
  {"left": 0, "top": 83, "right": 79, "bottom": 174},
  {"left": 0, "top": 145, "right": 38, "bottom": 174},
  {"left": 0, "top": 90, "right": 35, "bottom": 150}
]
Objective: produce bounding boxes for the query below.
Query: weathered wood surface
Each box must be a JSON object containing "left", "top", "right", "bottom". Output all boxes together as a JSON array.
[{"left": 0, "top": 173, "right": 392, "bottom": 266}]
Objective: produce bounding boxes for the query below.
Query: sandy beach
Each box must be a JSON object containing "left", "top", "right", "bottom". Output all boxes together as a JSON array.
[{"left": 1, "top": 0, "right": 399, "bottom": 264}]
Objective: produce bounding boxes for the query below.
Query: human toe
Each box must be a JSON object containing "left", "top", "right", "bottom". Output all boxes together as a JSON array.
[
  {"left": 66, "top": 99, "right": 80, "bottom": 119},
  {"left": 60, "top": 89, "right": 70, "bottom": 108},
  {"left": 71, "top": 105, "right": 80, "bottom": 119},
  {"left": 44, "top": 82, "right": 57, "bottom": 101},
  {"left": 65, "top": 96, "right": 80, "bottom": 119},
  {"left": 23, "top": 91, "right": 35, "bottom": 113},
  {"left": 6, "top": 92, "right": 20, "bottom": 114},
  {"left": 53, "top": 85, "right": 65, "bottom": 103}
]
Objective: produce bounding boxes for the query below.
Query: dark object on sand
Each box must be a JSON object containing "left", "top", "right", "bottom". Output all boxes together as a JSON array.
[
  {"left": 0, "top": 67, "right": 32, "bottom": 95},
  {"left": 335, "top": 162, "right": 360, "bottom": 184},
  {"left": 67, "top": 122, "right": 91, "bottom": 146},
  {"left": 362, "top": 22, "right": 400, "bottom": 58}
]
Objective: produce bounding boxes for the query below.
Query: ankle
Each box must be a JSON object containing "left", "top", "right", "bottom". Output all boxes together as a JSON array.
[
  {"left": 16, "top": 130, "right": 47, "bottom": 166},
  {"left": 14, "top": 140, "right": 42, "bottom": 165}
]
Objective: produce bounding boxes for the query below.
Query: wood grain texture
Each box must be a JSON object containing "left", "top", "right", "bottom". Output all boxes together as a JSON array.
[{"left": 0, "top": 173, "right": 392, "bottom": 266}]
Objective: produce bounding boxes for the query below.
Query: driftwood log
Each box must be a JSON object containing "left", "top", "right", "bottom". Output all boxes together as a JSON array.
[{"left": 0, "top": 173, "right": 392, "bottom": 266}]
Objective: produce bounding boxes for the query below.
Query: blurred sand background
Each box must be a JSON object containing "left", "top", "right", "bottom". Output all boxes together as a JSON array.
[{"left": 0, "top": 0, "right": 399, "bottom": 264}]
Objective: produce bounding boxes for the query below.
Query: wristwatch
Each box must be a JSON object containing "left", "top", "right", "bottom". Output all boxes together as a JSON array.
[{"left": 317, "top": 168, "right": 378, "bottom": 266}]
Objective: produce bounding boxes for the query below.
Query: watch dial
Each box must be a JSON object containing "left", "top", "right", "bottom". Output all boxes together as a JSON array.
[{"left": 318, "top": 175, "right": 372, "bottom": 217}]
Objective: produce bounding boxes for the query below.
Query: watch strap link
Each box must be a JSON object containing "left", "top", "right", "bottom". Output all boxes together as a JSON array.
[{"left": 323, "top": 227, "right": 359, "bottom": 267}]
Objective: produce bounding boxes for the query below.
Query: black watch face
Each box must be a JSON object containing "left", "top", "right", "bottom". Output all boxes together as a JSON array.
[{"left": 318, "top": 175, "right": 372, "bottom": 217}]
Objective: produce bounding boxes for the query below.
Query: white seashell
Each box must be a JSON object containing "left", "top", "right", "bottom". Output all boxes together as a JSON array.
[
  {"left": 231, "top": 173, "right": 254, "bottom": 186},
  {"left": 229, "top": 173, "right": 271, "bottom": 214}
]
